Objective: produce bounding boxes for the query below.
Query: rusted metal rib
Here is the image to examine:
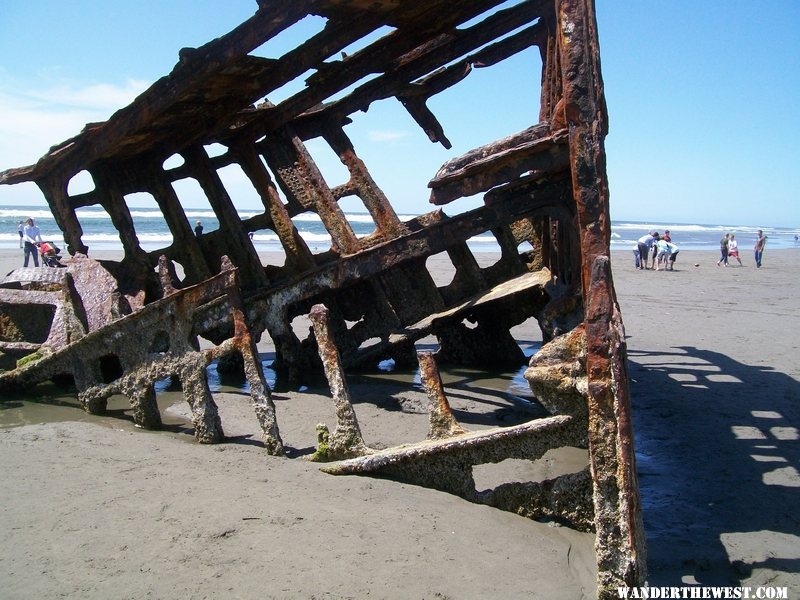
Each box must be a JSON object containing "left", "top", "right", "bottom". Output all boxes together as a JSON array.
[
  {"left": 308, "top": 303, "right": 370, "bottom": 460},
  {"left": 0, "top": 0, "right": 646, "bottom": 593}
]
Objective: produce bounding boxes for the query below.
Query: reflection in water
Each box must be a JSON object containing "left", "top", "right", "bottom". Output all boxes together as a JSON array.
[
  {"left": 1, "top": 343, "right": 542, "bottom": 433},
  {"left": 1, "top": 380, "right": 192, "bottom": 437}
]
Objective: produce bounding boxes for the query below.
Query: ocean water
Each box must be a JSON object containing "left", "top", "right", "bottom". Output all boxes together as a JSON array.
[{"left": 2, "top": 204, "right": 799, "bottom": 254}]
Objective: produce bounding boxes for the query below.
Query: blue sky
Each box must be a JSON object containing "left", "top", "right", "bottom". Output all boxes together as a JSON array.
[{"left": 0, "top": 0, "right": 798, "bottom": 227}]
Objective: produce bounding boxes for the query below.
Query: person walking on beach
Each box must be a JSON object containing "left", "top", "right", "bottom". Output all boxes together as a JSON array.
[
  {"left": 194, "top": 220, "right": 203, "bottom": 237},
  {"left": 727, "top": 234, "right": 743, "bottom": 266},
  {"left": 637, "top": 231, "right": 658, "bottom": 270},
  {"left": 754, "top": 229, "right": 767, "bottom": 268},
  {"left": 22, "top": 217, "right": 43, "bottom": 267},
  {"left": 18, "top": 220, "right": 24, "bottom": 248},
  {"left": 716, "top": 233, "right": 729, "bottom": 267}
]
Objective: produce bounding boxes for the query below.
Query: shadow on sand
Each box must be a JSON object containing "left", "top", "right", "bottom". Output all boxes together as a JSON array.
[{"left": 628, "top": 345, "right": 800, "bottom": 586}]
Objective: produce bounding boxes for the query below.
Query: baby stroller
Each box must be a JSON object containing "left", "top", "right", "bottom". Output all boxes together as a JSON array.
[{"left": 39, "top": 241, "right": 65, "bottom": 267}]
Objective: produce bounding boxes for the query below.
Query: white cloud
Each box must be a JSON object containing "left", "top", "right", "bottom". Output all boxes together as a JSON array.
[
  {"left": 0, "top": 78, "right": 149, "bottom": 205},
  {"left": 0, "top": 79, "right": 149, "bottom": 169},
  {"left": 23, "top": 79, "right": 150, "bottom": 112}
]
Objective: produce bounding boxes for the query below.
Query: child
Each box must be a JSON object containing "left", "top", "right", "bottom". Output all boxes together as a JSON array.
[
  {"left": 727, "top": 234, "right": 743, "bottom": 266},
  {"left": 39, "top": 241, "right": 63, "bottom": 267}
]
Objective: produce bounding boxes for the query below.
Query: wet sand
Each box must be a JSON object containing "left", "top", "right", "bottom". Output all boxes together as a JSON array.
[{"left": 1, "top": 247, "right": 799, "bottom": 598}]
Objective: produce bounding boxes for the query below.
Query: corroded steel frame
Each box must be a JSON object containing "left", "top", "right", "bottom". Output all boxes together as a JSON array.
[{"left": 0, "top": 1, "right": 645, "bottom": 594}]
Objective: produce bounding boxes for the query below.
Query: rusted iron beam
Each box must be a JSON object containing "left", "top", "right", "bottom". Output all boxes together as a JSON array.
[
  {"left": 477, "top": 467, "right": 594, "bottom": 532},
  {"left": 92, "top": 176, "right": 150, "bottom": 266},
  {"left": 343, "top": 270, "right": 548, "bottom": 369},
  {"left": 584, "top": 256, "right": 646, "bottom": 595},
  {"left": 540, "top": 17, "right": 562, "bottom": 124},
  {"left": 525, "top": 324, "right": 588, "bottom": 442},
  {"left": 321, "top": 123, "right": 406, "bottom": 240},
  {"left": 158, "top": 255, "right": 179, "bottom": 296},
  {"left": 417, "top": 351, "right": 467, "bottom": 439},
  {"left": 246, "top": 184, "right": 571, "bottom": 367},
  {"left": 439, "top": 243, "right": 487, "bottom": 304},
  {"left": 395, "top": 21, "right": 542, "bottom": 149},
  {"left": 0, "top": 261, "right": 285, "bottom": 449},
  {"left": 321, "top": 414, "right": 575, "bottom": 498},
  {"left": 259, "top": 128, "right": 360, "bottom": 255},
  {"left": 307, "top": 303, "right": 370, "bottom": 460},
  {"left": 0, "top": 2, "right": 311, "bottom": 186},
  {"left": 218, "top": 256, "right": 284, "bottom": 456},
  {"left": 290, "top": 1, "right": 547, "bottom": 137},
  {"left": 147, "top": 172, "right": 214, "bottom": 284},
  {"left": 0, "top": 288, "right": 61, "bottom": 306},
  {"left": 0, "top": 2, "right": 645, "bottom": 594},
  {"left": 257, "top": 0, "right": 515, "bottom": 131},
  {"left": 1, "top": 257, "right": 135, "bottom": 356},
  {"left": 557, "top": 0, "right": 645, "bottom": 593},
  {"left": 318, "top": 345, "right": 592, "bottom": 530},
  {"left": 182, "top": 146, "right": 270, "bottom": 288},
  {"left": 0, "top": 267, "right": 238, "bottom": 389},
  {"left": 469, "top": 22, "right": 546, "bottom": 69},
  {"left": 36, "top": 177, "right": 89, "bottom": 256},
  {"left": 398, "top": 95, "right": 453, "bottom": 148},
  {"left": 78, "top": 351, "right": 223, "bottom": 442},
  {"left": 232, "top": 142, "right": 317, "bottom": 273},
  {"left": 0, "top": 285, "right": 61, "bottom": 356},
  {"left": 429, "top": 125, "right": 570, "bottom": 205}
]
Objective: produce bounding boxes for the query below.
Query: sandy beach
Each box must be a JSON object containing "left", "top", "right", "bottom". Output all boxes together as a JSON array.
[{"left": 1, "top": 246, "right": 798, "bottom": 598}]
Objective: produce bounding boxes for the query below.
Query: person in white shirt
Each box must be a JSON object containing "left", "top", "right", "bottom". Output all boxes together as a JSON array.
[
  {"left": 636, "top": 232, "right": 659, "bottom": 270},
  {"left": 22, "top": 217, "right": 43, "bottom": 267},
  {"left": 727, "top": 234, "right": 743, "bottom": 266},
  {"left": 654, "top": 239, "right": 679, "bottom": 271}
]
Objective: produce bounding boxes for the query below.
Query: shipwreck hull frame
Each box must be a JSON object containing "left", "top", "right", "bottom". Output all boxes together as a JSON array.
[{"left": 1, "top": 0, "right": 645, "bottom": 595}]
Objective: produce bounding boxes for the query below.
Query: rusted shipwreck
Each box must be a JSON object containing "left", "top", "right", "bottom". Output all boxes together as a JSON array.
[{"left": 0, "top": 0, "right": 645, "bottom": 595}]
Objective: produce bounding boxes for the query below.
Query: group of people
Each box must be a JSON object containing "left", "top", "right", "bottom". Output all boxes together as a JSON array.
[
  {"left": 635, "top": 230, "right": 679, "bottom": 271},
  {"left": 634, "top": 228, "right": 769, "bottom": 271},
  {"left": 717, "top": 230, "right": 767, "bottom": 268},
  {"left": 17, "top": 218, "right": 62, "bottom": 268}
]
